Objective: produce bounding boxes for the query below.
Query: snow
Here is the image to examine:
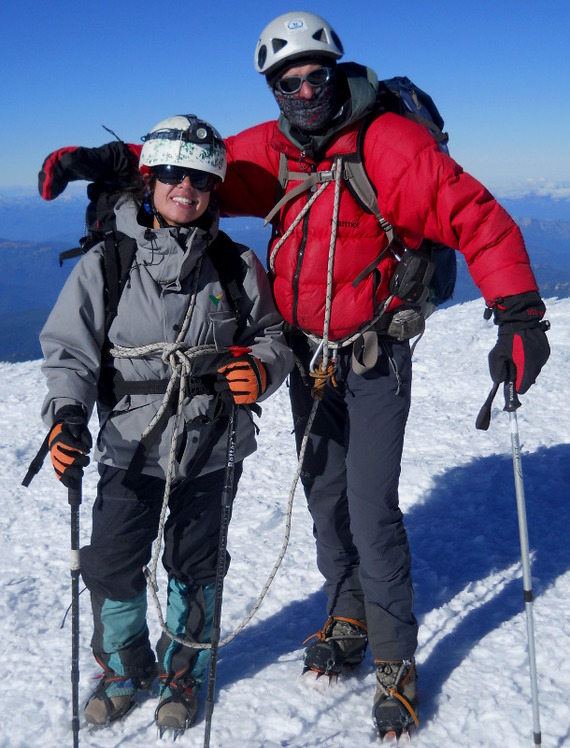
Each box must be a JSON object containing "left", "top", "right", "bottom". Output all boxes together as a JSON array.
[{"left": 1, "top": 297, "right": 569, "bottom": 748}]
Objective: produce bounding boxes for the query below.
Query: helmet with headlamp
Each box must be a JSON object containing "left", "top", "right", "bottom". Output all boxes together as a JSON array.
[{"left": 139, "top": 115, "right": 227, "bottom": 183}]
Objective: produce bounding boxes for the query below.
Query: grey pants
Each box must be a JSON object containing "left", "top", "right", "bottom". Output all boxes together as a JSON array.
[{"left": 289, "top": 332, "right": 417, "bottom": 661}]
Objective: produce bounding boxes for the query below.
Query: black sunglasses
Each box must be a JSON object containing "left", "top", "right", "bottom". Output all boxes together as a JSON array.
[
  {"left": 274, "top": 66, "right": 332, "bottom": 95},
  {"left": 152, "top": 165, "right": 217, "bottom": 192}
]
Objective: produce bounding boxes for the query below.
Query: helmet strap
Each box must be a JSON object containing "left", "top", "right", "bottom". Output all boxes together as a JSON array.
[{"left": 148, "top": 192, "right": 169, "bottom": 229}]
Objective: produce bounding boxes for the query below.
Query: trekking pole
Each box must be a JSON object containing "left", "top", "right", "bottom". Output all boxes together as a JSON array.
[
  {"left": 476, "top": 375, "right": 542, "bottom": 744},
  {"left": 21, "top": 421, "right": 84, "bottom": 746},
  {"left": 503, "top": 379, "right": 541, "bottom": 746},
  {"left": 204, "top": 402, "right": 238, "bottom": 748},
  {"left": 67, "top": 419, "right": 84, "bottom": 748}
]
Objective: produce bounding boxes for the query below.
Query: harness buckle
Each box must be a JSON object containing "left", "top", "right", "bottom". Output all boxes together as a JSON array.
[{"left": 316, "top": 170, "right": 334, "bottom": 185}]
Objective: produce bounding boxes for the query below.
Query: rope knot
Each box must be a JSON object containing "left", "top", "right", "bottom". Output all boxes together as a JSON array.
[
  {"left": 310, "top": 362, "right": 336, "bottom": 399},
  {"left": 161, "top": 342, "right": 187, "bottom": 366}
]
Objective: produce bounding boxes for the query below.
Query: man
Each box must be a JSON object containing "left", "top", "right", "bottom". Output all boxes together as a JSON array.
[
  {"left": 216, "top": 11, "right": 550, "bottom": 739},
  {"left": 38, "top": 10, "right": 550, "bottom": 739}
]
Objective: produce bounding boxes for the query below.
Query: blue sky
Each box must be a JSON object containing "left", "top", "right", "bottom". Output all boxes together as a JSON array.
[{"left": 1, "top": 0, "right": 569, "bottom": 196}]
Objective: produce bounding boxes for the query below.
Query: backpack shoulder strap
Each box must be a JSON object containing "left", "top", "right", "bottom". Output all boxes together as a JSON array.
[
  {"left": 342, "top": 115, "right": 399, "bottom": 289},
  {"left": 267, "top": 131, "right": 396, "bottom": 246},
  {"left": 206, "top": 230, "right": 247, "bottom": 321},
  {"left": 342, "top": 155, "right": 396, "bottom": 245},
  {"left": 102, "top": 230, "right": 138, "bottom": 333}
]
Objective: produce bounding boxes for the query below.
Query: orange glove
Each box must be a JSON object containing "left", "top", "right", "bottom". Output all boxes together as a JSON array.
[
  {"left": 48, "top": 406, "right": 92, "bottom": 488},
  {"left": 216, "top": 354, "right": 267, "bottom": 404}
]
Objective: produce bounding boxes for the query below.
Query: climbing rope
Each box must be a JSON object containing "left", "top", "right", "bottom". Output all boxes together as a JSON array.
[
  {"left": 111, "top": 159, "right": 392, "bottom": 653},
  {"left": 269, "top": 180, "right": 329, "bottom": 275},
  {"left": 137, "top": 162, "right": 346, "bottom": 651}
]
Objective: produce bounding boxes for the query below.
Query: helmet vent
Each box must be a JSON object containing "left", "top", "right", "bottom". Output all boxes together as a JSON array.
[
  {"left": 331, "top": 31, "right": 344, "bottom": 53},
  {"left": 257, "top": 46, "right": 267, "bottom": 69}
]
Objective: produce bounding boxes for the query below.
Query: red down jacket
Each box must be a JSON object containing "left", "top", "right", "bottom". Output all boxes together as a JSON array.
[{"left": 220, "top": 114, "right": 538, "bottom": 342}]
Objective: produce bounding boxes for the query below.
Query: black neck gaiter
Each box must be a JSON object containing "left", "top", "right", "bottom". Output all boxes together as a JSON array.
[{"left": 273, "top": 74, "right": 340, "bottom": 133}]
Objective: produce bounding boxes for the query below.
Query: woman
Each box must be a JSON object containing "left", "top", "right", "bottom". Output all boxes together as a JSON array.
[{"left": 40, "top": 114, "right": 293, "bottom": 732}]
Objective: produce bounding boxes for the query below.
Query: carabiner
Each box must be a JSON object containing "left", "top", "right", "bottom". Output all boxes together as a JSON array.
[{"left": 309, "top": 339, "right": 324, "bottom": 374}]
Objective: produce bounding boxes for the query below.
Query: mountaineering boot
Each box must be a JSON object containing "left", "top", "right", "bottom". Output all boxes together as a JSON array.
[
  {"left": 373, "top": 659, "right": 419, "bottom": 741},
  {"left": 303, "top": 616, "right": 368, "bottom": 676},
  {"left": 155, "top": 666, "right": 199, "bottom": 734},
  {"left": 154, "top": 580, "right": 214, "bottom": 734},
  {"left": 84, "top": 659, "right": 156, "bottom": 726}
]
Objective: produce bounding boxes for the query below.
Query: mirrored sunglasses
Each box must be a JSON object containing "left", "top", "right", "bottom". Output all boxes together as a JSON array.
[
  {"left": 274, "top": 66, "right": 332, "bottom": 95},
  {"left": 153, "top": 165, "right": 217, "bottom": 192}
]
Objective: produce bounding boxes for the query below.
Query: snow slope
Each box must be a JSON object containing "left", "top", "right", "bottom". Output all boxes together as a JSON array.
[{"left": 2, "top": 297, "right": 569, "bottom": 747}]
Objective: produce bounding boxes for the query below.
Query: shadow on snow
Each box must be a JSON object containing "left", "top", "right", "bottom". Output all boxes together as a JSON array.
[{"left": 214, "top": 442, "right": 570, "bottom": 723}]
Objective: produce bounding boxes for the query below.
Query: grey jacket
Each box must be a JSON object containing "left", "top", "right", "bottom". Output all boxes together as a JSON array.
[{"left": 40, "top": 197, "right": 294, "bottom": 480}]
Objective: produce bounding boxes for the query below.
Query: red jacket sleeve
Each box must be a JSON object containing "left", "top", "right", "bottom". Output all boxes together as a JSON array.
[
  {"left": 364, "top": 113, "right": 538, "bottom": 302},
  {"left": 220, "top": 122, "right": 282, "bottom": 219}
]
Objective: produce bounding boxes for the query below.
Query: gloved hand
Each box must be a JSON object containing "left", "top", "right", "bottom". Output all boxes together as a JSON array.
[
  {"left": 216, "top": 352, "right": 267, "bottom": 405},
  {"left": 487, "top": 291, "right": 550, "bottom": 394},
  {"left": 48, "top": 405, "right": 92, "bottom": 488},
  {"left": 38, "top": 142, "right": 142, "bottom": 200},
  {"left": 39, "top": 146, "right": 80, "bottom": 200}
]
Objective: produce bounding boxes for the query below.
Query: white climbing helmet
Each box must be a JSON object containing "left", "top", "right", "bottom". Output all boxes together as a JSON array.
[
  {"left": 139, "top": 115, "right": 227, "bottom": 181},
  {"left": 254, "top": 11, "right": 344, "bottom": 76}
]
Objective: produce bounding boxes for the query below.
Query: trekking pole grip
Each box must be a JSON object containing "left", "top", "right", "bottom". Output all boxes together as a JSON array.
[
  {"left": 66, "top": 417, "right": 86, "bottom": 508},
  {"left": 503, "top": 377, "right": 521, "bottom": 413}
]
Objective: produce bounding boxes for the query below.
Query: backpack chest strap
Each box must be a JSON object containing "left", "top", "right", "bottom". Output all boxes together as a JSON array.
[
  {"left": 266, "top": 153, "right": 397, "bottom": 248},
  {"left": 264, "top": 168, "right": 336, "bottom": 226}
]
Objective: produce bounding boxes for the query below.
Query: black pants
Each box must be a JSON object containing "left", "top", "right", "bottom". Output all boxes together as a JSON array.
[
  {"left": 289, "top": 332, "right": 417, "bottom": 661},
  {"left": 81, "top": 462, "right": 242, "bottom": 680}
]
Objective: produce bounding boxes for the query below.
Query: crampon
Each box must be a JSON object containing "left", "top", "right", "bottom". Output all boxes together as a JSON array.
[
  {"left": 302, "top": 616, "right": 368, "bottom": 679},
  {"left": 373, "top": 659, "right": 419, "bottom": 743}
]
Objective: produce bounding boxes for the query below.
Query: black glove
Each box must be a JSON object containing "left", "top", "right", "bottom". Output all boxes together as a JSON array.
[
  {"left": 487, "top": 291, "right": 550, "bottom": 394},
  {"left": 48, "top": 405, "right": 92, "bottom": 489},
  {"left": 38, "top": 142, "right": 141, "bottom": 200}
]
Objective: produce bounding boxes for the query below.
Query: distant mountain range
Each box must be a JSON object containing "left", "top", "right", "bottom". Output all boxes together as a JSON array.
[
  {"left": 2, "top": 189, "right": 570, "bottom": 241},
  {"left": 1, "top": 192, "right": 568, "bottom": 362}
]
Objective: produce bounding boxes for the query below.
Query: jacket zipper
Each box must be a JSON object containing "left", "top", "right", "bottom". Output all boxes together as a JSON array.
[
  {"left": 291, "top": 153, "right": 314, "bottom": 330},
  {"left": 292, "top": 211, "right": 311, "bottom": 329}
]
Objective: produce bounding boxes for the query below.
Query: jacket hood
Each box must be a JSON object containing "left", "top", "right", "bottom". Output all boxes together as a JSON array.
[
  {"left": 114, "top": 196, "right": 221, "bottom": 289},
  {"left": 277, "top": 62, "right": 379, "bottom": 157},
  {"left": 114, "top": 196, "right": 220, "bottom": 245}
]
